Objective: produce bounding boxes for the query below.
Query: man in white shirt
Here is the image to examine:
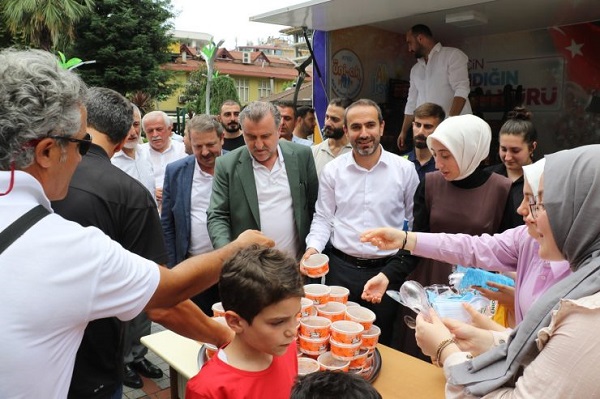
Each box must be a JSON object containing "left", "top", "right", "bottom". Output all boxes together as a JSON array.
[
  {"left": 0, "top": 48, "right": 273, "bottom": 399},
  {"left": 207, "top": 101, "right": 319, "bottom": 260},
  {"left": 398, "top": 24, "right": 472, "bottom": 151},
  {"left": 111, "top": 104, "right": 156, "bottom": 201},
  {"left": 140, "top": 110, "right": 186, "bottom": 208},
  {"left": 161, "top": 115, "right": 225, "bottom": 314},
  {"left": 311, "top": 97, "right": 354, "bottom": 176},
  {"left": 303, "top": 99, "right": 420, "bottom": 345}
]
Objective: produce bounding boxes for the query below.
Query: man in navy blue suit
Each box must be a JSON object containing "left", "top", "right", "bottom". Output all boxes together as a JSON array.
[{"left": 161, "top": 114, "right": 225, "bottom": 314}]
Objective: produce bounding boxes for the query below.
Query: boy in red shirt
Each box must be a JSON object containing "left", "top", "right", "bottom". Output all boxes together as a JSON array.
[{"left": 186, "top": 245, "right": 303, "bottom": 399}]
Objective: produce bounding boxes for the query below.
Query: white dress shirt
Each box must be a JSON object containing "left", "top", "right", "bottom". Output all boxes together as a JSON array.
[
  {"left": 111, "top": 147, "right": 156, "bottom": 201},
  {"left": 188, "top": 161, "right": 214, "bottom": 256},
  {"left": 405, "top": 42, "right": 472, "bottom": 116},
  {"left": 252, "top": 146, "right": 299, "bottom": 258},
  {"left": 141, "top": 140, "right": 187, "bottom": 188},
  {"left": 306, "top": 148, "right": 420, "bottom": 258}
]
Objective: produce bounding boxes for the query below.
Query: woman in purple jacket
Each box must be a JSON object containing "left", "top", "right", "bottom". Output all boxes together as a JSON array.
[{"left": 361, "top": 158, "right": 571, "bottom": 325}]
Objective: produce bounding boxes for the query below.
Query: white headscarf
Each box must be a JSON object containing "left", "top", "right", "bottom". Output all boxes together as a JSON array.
[
  {"left": 426, "top": 114, "right": 491, "bottom": 180},
  {"left": 522, "top": 158, "right": 545, "bottom": 197}
]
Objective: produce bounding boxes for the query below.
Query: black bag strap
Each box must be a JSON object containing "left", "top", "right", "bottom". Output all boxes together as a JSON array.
[{"left": 0, "top": 205, "right": 50, "bottom": 255}]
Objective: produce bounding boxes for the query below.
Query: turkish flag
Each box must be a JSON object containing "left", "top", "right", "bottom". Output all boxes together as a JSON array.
[{"left": 549, "top": 22, "right": 600, "bottom": 91}]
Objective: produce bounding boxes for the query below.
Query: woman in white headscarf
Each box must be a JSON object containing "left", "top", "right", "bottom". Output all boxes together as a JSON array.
[
  {"left": 414, "top": 144, "right": 600, "bottom": 398},
  {"left": 361, "top": 158, "right": 571, "bottom": 327},
  {"left": 364, "top": 114, "right": 513, "bottom": 358}
]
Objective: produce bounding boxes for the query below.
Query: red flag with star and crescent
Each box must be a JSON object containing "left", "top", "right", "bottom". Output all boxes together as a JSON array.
[{"left": 550, "top": 22, "right": 600, "bottom": 91}]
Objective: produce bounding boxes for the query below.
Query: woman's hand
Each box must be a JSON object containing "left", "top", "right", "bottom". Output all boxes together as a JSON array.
[
  {"left": 463, "top": 303, "right": 507, "bottom": 332},
  {"left": 442, "top": 316, "right": 494, "bottom": 356},
  {"left": 473, "top": 281, "right": 515, "bottom": 309},
  {"left": 360, "top": 227, "right": 406, "bottom": 250},
  {"left": 415, "top": 309, "right": 454, "bottom": 358},
  {"left": 361, "top": 273, "right": 389, "bottom": 304}
]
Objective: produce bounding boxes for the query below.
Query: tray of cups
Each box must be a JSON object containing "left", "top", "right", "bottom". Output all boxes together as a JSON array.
[{"left": 197, "top": 344, "right": 382, "bottom": 383}]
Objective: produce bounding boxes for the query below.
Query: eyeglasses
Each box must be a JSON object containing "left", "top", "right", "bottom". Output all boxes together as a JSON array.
[
  {"left": 529, "top": 200, "right": 546, "bottom": 219},
  {"left": 412, "top": 121, "right": 435, "bottom": 130},
  {"left": 48, "top": 133, "right": 92, "bottom": 156}
]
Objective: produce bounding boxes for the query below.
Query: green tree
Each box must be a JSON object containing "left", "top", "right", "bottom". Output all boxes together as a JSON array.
[
  {"left": 182, "top": 65, "right": 239, "bottom": 116},
  {"left": 71, "top": 0, "right": 176, "bottom": 102},
  {"left": 1, "top": 0, "right": 94, "bottom": 50}
]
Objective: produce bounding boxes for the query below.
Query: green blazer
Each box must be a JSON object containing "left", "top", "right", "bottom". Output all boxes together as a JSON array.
[{"left": 207, "top": 140, "right": 319, "bottom": 252}]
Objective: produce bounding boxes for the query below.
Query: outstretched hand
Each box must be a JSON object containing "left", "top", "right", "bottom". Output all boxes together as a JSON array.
[
  {"left": 361, "top": 272, "right": 389, "bottom": 303},
  {"left": 360, "top": 227, "right": 406, "bottom": 250}
]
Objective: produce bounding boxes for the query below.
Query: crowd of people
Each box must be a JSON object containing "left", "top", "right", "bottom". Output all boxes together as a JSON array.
[{"left": 1, "top": 21, "right": 599, "bottom": 399}]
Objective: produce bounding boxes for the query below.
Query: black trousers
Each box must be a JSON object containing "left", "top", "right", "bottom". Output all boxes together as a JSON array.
[{"left": 324, "top": 250, "right": 400, "bottom": 346}]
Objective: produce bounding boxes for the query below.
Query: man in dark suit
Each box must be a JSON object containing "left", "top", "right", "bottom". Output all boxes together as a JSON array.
[
  {"left": 207, "top": 101, "right": 318, "bottom": 260},
  {"left": 161, "top": 115, "right": 225, "bottom": 314}
]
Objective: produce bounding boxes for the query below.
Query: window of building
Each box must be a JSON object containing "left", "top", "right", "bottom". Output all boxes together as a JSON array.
[
  {"left": 236, "top": 78, "right": 249, "bottom": 103},
  {"left": 258, "top": 79, "right": 272, "bottom": 99}
]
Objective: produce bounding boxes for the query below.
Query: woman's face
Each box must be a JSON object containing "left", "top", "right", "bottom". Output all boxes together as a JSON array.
[
  {"left": 499, "top": 134, "right": 535, "bottom": 173},
  {"left": 534, "top": 176, "right": 565, "bottom": 261},
  {"left": 516, "top": 179, "right": 538, "bottom": 239},
  {"left": 430, "top": 139, "right": 460, "bottom": 181}
]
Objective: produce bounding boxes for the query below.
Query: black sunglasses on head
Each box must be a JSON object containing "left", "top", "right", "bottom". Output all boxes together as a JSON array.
[{"left": 47, "top": 133, "right": 92, "bottom": 156}]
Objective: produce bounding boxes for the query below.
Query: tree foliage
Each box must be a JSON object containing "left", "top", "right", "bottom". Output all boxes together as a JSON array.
[
  {"left": 71, "top": 0, "right": 176, "bottom": 101},
  {"left": 1, "top": 0, "right": 94, "bottom": 50},
  {"left": 183, "top": 65, "right": 240, "bottom": 115}
]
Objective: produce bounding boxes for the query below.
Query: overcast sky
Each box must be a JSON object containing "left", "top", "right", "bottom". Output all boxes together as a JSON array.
[{"left": 171, "top": 0, "right": 304, "bottom": 48}]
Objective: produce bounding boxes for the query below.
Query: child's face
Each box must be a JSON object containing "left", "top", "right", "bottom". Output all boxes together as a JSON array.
[{"left": 240, "top": 296, "right": 301, "bottom": 356}]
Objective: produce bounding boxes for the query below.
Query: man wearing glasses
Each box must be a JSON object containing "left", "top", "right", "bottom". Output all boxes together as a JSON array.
[
  {"left": 403, "top": 102, "right": 445, "bottom": 181},
  {"left": 0, "top": 49, "right": 272, "bottom": 399}
]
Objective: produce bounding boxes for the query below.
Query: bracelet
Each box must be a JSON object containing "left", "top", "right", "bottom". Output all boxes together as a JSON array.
[
  {"left": 434, "top": 338, "right": 455, "bottom": 367},
  {"left": 400, "top": 231, "right": 409, "bottom": 250}
]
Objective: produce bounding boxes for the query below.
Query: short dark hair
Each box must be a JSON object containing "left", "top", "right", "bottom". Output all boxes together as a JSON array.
[
  {"left": 277, "top": 100, "right": 297, "bottom": 119},
  {"left": 329, "top": 97, "right": 353, "bottom": 109},
  {"left": 344, "top": 98, "right": 383, "bottom": 126},
  {"left": 291, "top": 370, "right": 382, "bottom": 399},
  {"left": 219, "top": 246, "right": 304, "bottom": 324},
  {"left": 410, "top": 24, "right": 433, "bottom": 38},
  {"left": 85, "top": 87, "right": 133, "bottom": 145},
  {"left": 296, "top": 106, "right": 315, "bottom": 119},
  {"left": 414, "top": 102, "right": 445, "bottom": 122},
  {"left": 219, "top": 99, "right": 240, "bottom": 114}
]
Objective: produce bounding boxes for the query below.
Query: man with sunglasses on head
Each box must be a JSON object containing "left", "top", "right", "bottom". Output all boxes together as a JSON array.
[
  {"left": 0, "top": 48, "right": 272, "bottom": 399},
  {"left": 403, "top": 102, "right": 445, "bottom": 181}
]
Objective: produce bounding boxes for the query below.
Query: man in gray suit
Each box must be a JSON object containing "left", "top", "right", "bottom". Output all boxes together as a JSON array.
[
  {"left": 161, "top": 115, "right": 225, "bottom": 314},
  {"left": 207, "top": 101, "right": 318, "bottom": 260}
]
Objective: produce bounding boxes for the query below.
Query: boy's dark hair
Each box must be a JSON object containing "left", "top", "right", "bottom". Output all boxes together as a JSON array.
[
  {"left": 291, "top": 371, "right": 382, "bottom": 399},
  {"left": 219, "top": 245, "right": 304, "bottom": 324}
]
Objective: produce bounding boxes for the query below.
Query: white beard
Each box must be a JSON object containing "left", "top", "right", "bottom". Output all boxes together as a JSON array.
[{"left": 123, "top": 140, "right": 138, "bottom": 150}]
